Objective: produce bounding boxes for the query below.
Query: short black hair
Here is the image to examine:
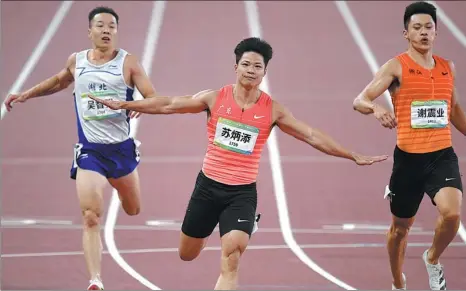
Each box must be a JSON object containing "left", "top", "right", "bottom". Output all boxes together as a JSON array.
[
  {"left": 88, "top": 6, "right": 119, "bottom": 27},
  {"left": 234, "top": 37, "right": 273, "bottom": 67},
  {"left": 403, "top": 1, "right": 437, "bottom": 29}
]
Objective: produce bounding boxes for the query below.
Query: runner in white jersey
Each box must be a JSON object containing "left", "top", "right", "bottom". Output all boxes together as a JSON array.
[{"left": 4, "top": 6, "right": 158, "bottom": 290}]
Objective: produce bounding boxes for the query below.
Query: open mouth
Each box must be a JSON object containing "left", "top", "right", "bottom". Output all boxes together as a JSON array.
[
  {"left": 102, "top": 36, "right": 111, "bottom": 42},
  {"left": 420, "top": 37, "right": 429, "bottom": 44}
]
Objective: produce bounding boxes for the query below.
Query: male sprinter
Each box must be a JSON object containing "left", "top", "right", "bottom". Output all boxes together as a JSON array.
[
  {"left": 4, "top": 6, "right": 157, "bottom": 290},
  {"left": 89, "top": 37, "right": 388, "bottom": 290},
  {"left": 352, "top": 2, "right": 466, "bottom": 290}
]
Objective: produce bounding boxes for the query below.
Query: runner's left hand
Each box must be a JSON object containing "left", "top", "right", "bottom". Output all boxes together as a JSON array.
[
  {"left": 129, "top": 111, "right": 141, "bottom": 119},
  {"left": 351, "top": 153, "right": 388, "bottom": 165}
]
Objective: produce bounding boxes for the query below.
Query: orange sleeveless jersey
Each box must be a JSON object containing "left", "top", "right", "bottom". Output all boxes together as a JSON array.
[
  {"left": 202, "top": 85, "right": 273, "bottom": 185},
  {"left": 392, "top": 52, "right": 454, "bottom": 154}
]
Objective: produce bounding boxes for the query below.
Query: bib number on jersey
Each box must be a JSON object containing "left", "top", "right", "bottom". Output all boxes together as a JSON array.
[
  {"left": 213, "top": 117, "right": 259, "bottom": 155},
  {"left": 81, "top": 91, "right": 122, "bottom": 121},
  {"left": 411, "top": 100, "right": 448, "bottom": 129}
]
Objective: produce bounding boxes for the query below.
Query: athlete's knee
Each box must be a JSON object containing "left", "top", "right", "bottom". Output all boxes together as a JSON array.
[
  {"left": 220, "top": 231, "right": 248, "bottom": 272},
  {"left": 178, "top": 233, "right": 206, "bottom": 261},
  {"left": 440, "top": 208, "right": 461, "bottom": 223},
  {"left": 123, "top": 205, "right": 140, "bottom": 216},
  {"left": 83, "top": 209, "right": 101, "bottom": 229},
  {"left": 435, "top": 188, "right": 462, "bottom": 222},
  {"left": 179, "top": 249, "right": 199, "bottom": 262},
  {"left": 221, "top": 247, "right": 242, "bottom": 273},
  {"left": 389, "top": 224, "right": 409, "bottom": 239},
  {"left": 388, "top": 217, "right": 414, "bottom": 239}
]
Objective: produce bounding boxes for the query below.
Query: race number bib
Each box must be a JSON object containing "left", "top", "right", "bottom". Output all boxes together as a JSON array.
[
  {"left": 411, "top": 100, "right": 448, "bottom": 129},
  {"left": 81, "top": 91, "right": 122, "bottom": 121},
  {"left": 213, "top": 117, "right": 259, "bottom": 155}
]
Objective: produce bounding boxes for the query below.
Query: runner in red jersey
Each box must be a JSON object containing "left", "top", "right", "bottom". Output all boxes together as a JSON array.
[{"left": 89, "top": 37, "right": 388, "bottom": 290}]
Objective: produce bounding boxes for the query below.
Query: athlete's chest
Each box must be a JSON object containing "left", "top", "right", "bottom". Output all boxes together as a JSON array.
[
  {"left": 211, "top": 101, "right": 271, "bottom": 155},
  {"left": 213, "top": 100, "right": 270, "bottom": 127},
  {"left": 398, "top": 68, "right": 453, "bottom": 129},
  {"left": 76, "top": 63, "right": 124, "bottom": 86},
  {"left": 75, "top": 65, "right": 128, "bottom": 121}
]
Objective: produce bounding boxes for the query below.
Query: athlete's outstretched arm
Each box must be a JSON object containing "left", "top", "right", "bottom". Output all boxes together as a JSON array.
[
  {"left": 273, "top": 101, "right": 388, "bottom": 165},
  {"left": 88, "top": 89, "right": 215, "bottom": 115},
  {"left": 448, "top": 61, "right": 466, "bottom": 136},
  {"left": 352, "top": 58, "right": 399, "bottom": 129},
  {"left": 4, "top": 53, "right": 75, "bottom": 112}
]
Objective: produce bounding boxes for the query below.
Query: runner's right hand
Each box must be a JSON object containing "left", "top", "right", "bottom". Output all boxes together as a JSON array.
[
  {"left": 351, "top": 152, "right": 389, "bottom": 165},
  {"left": 4, "top": 93, "right": 28, "bottom": 112},
  {"left": 373, "top": 104, "right": 397, "bottom": 129},
  {"left": 87, "top": 94, "right": 123, "bottom": 110}
]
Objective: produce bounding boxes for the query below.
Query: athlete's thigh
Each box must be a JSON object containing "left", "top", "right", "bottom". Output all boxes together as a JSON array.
[
  {"left": 76, "top": 168, "right": 108, "bottom": 215},
  {"left": 181, "top": 171, "right": 222, "bottom": 239},
  {"left": 424, "top": 148, "right": 463, "bottom": 206},
  {"left": 108, "top": 168, "right": 141, "bottom": 211},
  {"left": 218, "top": 186, "right": 257, "bottom": 238},
  {"left": 103, "top": 139, "right": 141, "bottom": 211},
  {"left": 388, "top": 148, "right": 424, "bottom": 219},
  {"left": 389, "top": 175, "right": 424, "bottom": 218}
]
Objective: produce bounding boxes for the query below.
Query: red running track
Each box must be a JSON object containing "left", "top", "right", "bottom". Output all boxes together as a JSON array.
[{"left": 2, "top": 1, "right": 466, "bottom": 290}]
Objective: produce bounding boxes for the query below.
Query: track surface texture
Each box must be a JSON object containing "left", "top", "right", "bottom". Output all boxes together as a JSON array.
[{"left": 2, "top": 1, "right": 466, "bottom": 290}]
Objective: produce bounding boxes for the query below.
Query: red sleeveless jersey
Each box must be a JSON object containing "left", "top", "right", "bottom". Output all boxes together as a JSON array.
[{"left": 202, "top": 85, "right": 274, "bottom": 185}]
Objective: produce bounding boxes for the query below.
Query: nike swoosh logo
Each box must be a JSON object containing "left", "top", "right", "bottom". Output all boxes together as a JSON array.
[
  {"left": 238, "top": 219, "right": 249, "bottom": 222},
  {"left": 445, "top": 178, "right": 455, "bottom": 181},
  {"left": 254, "top": 115, "right": 264, "bottom": 119}
]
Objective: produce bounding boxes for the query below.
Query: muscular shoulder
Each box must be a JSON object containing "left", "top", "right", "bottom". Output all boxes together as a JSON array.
[
  {"left": 123, "top": 53, "right": 140, "bottom": 71},
  {"left": 381, "top": 57, "right": 402, "bottom": 78},
  {"left": 446, "top": 59, "right": 456, "bottom": 79},
  {"left": 195, "top": 89, "right": 220, "bottom": 109},
  {"left": 271, "top": 99, "right": 292, "bottom": 123},
  {"left": 66, "top": 52, "right": 77, "bottom": 69}
]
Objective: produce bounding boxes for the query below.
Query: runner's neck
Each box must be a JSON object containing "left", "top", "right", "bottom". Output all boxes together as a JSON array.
[
  {"left": 407, "top": 47, "right": 435, "bottom": 69},
  {"left": 90, "top": 48, "right": 118, "bottom": 62},
  {"left": 232, "top": 84, "right": 261, "bottom": 109}
]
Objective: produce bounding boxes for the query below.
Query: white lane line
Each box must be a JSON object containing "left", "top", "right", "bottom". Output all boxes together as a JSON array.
[
  {"left": 103, "top": 2, "right": 166, "bottom": 290},
  {"left": 4, "top": 241, "right": 464, "bottom": 258},
  {"left": 244, "top": 1, "right": 356, "bottom": 290},
  {"left": 427, "top": 1, "right": 466, "bottom": 48},
  {"left": 1, "top": 1, "right": 74, "bottom": 120},
  {"left": 334, "top": 1, "right": 393, "bottom": 110}
]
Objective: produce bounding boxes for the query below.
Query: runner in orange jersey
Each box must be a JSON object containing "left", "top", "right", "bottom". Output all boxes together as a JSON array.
[
  {"left": 353, "top": 2, "right": 466, "bottom": 290},
  {"left": 89, "top": 37, "right": 388, "bottom": 290}
]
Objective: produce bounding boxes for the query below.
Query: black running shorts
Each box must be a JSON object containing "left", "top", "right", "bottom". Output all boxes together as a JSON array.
[
  {"left": 181, "top": 170, "right": 258, "bottom": 238},
  {"left": 388, "top": 146, "right": 463, "bottom": 218}
]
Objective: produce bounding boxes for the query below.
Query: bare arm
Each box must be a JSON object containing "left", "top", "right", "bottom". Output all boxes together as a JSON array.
[
  {"left": 449, "top": 60, "right": 466, "bottom": 136},
  {"left": 88, "top": 89, "right": 216, "bottom": 115},
  {"left": 352, "top": 58, "right": 399, "bottom": 129},
  {"left": 353, "top": 58, "right": 399, "bottom": 114},
  {"left": 273, "top": 101, "right": 388, "bottom": 164},
  {"left": 24, "top": 53, "right": 76, "bottom": 99},
  {"left": 126, "top": 54, "right": 156, "bottom": 99},
  {"left": 4, "top": 53, "right": 76, "bottom": 112}
]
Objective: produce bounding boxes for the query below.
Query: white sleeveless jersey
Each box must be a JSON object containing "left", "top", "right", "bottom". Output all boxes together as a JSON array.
[{"left": 73, "top": 49, "right": 134, "bottom": 144}]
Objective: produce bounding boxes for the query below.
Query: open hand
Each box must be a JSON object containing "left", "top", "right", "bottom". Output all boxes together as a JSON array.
[
  {"left": 351, "top": 152, "right": 389, "bottom": 166},
  {"left": 373, "top": 104, "right": 397, "bottom": 129},
  {"left": 4, "top": 93, "right": 28, "bottom": 112},
  {"left": 87, "top": 94, "right": 123, "bottom": 110}
]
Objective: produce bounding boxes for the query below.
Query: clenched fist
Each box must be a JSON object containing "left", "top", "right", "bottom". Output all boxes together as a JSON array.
[{"left": 373, "top": 104, "right": 397, "bottom": 129}]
